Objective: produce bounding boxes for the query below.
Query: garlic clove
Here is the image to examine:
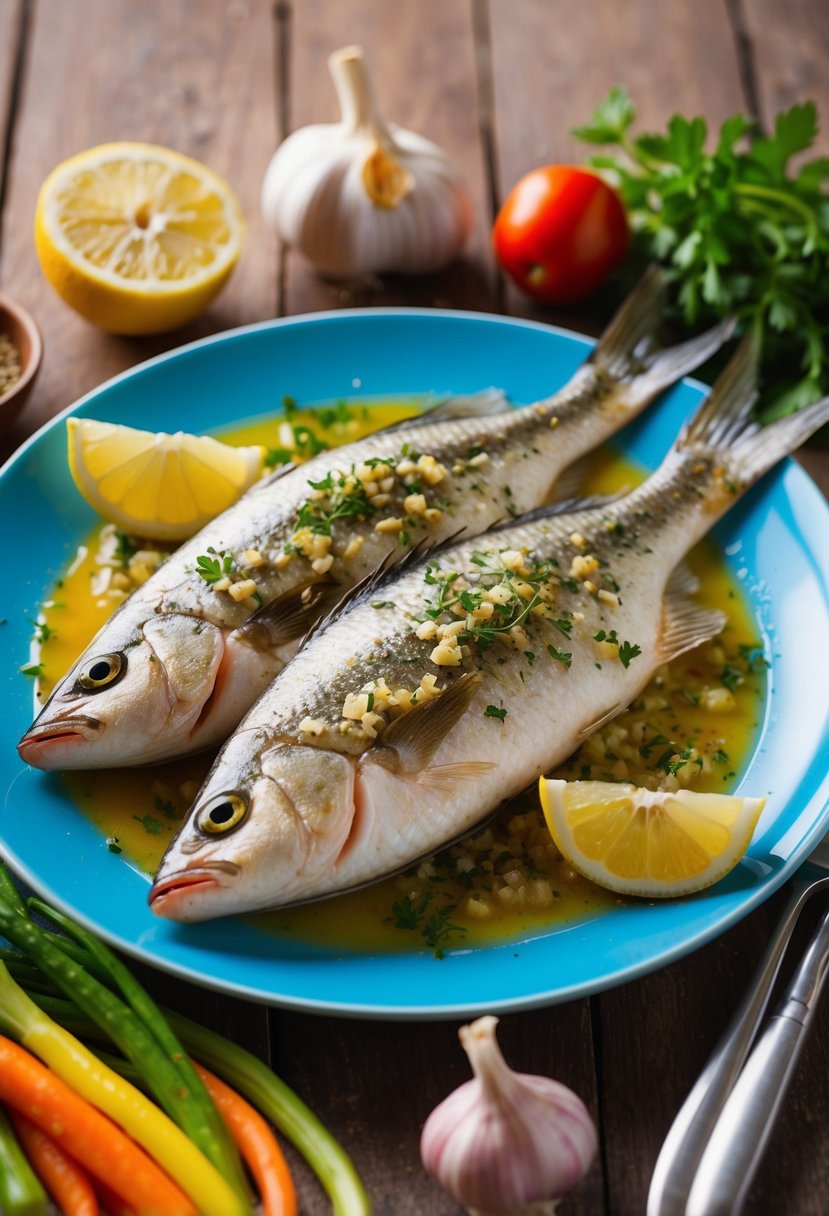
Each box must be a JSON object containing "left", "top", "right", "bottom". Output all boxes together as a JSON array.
[
  {"left": 420, "top": 1015, "right": 597, "bottom": 1216},
  {"left": 261, "top": 44, "right": 472, "bottom": 278}
]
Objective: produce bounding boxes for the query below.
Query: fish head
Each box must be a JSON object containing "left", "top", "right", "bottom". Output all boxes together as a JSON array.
[
  {"left": 149, "top": 736, "right": 357, "bottom": 921},
  {"left": 17, "top": 613, "right": 227, "bottom": 769}
]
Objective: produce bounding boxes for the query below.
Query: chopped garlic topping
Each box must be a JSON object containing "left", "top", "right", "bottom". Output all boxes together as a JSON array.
[
  {"left": 570, "top": 554, "right": 599, "bottom": 580},
  {"left": 375, "top": 516, "right": 404, "bottom": 534},
  {"left": 343, "top": 535, "right": 364, "bottom": 559},
  {"left": 299, "top": 717, "right": 327, "bottom": 736},
  {"left": 229, "top": 578, "right": 258, "bottom": 602},
  {"left": 242, "top": 548, "right": 266, "bottom": 567}
]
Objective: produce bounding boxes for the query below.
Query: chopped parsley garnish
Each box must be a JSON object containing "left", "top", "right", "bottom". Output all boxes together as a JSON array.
[
  {"left": 154, "top": 797, "right": 178, "bottom": 820},
  {"left": 132, "top": 814, "right": 163, "bottom": 835},
  {"left": 618, "top": 640, "right": 642, "bottom": 668},
  {"left": 29, "top": 618, "right": 53, "bottom": 644},
  {"left": 19, "top": 663, "right": 42, "bottom": 677},
  {"left": 195, "top": 551, "right": 235, "bottom": 584},
  {"left": 114, "top": 530, "right": 137, "bottom": 567},
  {"left": 547, "top": 645, "right": 572, "bottom": 668},
  {"left": 388, "top": 892, "right": 466, "bottom": 958},
  {"left": 721, "top": 664, "right": 743, "bottom": 692},
  {"left": 372, "top": 601, "right": 396, "bottom": 610},
  {"left": 106, "top": 837, "right": 122, "bottom": 854},
  {"left": 713, "top": 748, "right": 730, "bottom": 764},
  {"left": 423, "top": 550, "right": 563, "bottom": 653},
  {"left": 484, "top": 704, "right": 507, "bottom": 721},
  {"left": 316, "top": 400, "right": 355, "bottom": 428},
  {"left": 593, "top": 628, "right": 619, "bottom": 644},
  {"left": 640, "top": 733, "right": 669, "bottom": 759}
]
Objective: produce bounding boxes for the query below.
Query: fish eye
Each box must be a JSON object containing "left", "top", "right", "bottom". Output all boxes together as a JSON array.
[
  {"left": 197, "top": 793, "right": 249, "bottom": 836},
  {"left": 77, "top": 653, "right": 126, "bottom": 692}
]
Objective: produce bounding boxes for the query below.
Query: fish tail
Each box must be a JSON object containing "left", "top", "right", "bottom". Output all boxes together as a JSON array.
[
  {"left": 676, "top": 334, "right": 829, "bottom": 485},
  {"left": 590, "top": 266, "right": 736, "bottom": 400}
]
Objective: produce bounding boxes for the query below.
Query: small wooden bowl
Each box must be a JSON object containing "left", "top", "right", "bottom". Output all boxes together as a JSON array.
[{"left": 0, "top": 293, "right": 43, "bottom": 436}]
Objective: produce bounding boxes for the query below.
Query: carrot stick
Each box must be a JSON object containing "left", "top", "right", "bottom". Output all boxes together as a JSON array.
[
  {"left": 9, "top": 1112, "right": 98, "bottom": 1216},
  {"left": 0, "top": 1037, "right": 195, "bottom": 1216},
  {"left": 194, "top": 1062, "right": 298, "bottom": 1216}
]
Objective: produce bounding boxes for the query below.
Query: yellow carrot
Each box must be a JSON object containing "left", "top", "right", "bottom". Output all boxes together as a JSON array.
[{"left": 0, "top": 964, "right": 247, "bottom": 1216}]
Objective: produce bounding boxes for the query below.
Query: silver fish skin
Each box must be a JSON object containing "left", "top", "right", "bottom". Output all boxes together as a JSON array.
[
  {"left": 19, "top": 270, "right": 731, "bottom": 770},
  {"left": 149, "top": 341, "right": 829, "bottom": 921}
]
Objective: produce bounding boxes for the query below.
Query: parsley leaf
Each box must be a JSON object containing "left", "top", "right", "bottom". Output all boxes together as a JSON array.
[
  {"left": 484, "top": 704, "right": 507, "bottom": 721},
  {"left": 573, "top": 92, "right": 829, "bottom": 415},
  {"left": 547, "top": 645, "right": 572, "bottom": 668},
  {"left": 618, "top": 640, "right": 642, "bottom": 668}
]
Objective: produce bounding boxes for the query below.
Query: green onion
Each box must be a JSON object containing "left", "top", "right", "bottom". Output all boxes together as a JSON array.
[{"left": 0, "top": 1105, "right": 47, "bottom": 1216}]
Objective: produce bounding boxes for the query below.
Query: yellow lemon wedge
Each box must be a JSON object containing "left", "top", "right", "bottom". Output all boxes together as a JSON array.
[
  {"left": 35, "top": 143, "right": 244, "bottom": 334},
  {"left": 538, "top": 777, "right": 766, "bottom": 898},
  {"left": 67, "top": 418, "right": 265, "bottom": 541}
]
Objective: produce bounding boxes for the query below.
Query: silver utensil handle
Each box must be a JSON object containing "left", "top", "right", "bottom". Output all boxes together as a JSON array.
[
  {"left": 686, "top": 904, "right": 829, "bottom": 1215},
  {"left": 647, "top": 871, "right": 824, "bottom": 1216}
]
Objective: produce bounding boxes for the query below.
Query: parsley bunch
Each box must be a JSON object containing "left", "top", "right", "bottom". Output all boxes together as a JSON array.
[{"left": 573, "top": 89, "right": 829, "bottom": 419}]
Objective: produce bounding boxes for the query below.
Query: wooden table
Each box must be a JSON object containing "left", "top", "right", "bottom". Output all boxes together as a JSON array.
[{"left": 2, "top": 2, "right": 828, "bottom": 1212}]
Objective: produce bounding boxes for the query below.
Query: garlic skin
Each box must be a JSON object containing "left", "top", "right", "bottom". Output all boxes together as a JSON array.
[
  {"left": 420, "top": 1016, "right": 597, "bottom": 1216},
  {"left": 261, "top": 45, "right": 473, "bottom": 278}
]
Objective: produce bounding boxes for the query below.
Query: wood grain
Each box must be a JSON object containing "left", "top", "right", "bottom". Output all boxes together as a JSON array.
[
  {"left": 741, "top": 0, "right": 829, "bottom": 146},
  {"left": 0, "top": 0, "right": 24, "bottom": 227},
  {"left": 487, "top": 0, "right": 747, "bottom": 325},
  {"left": 282, "top": 0, "right": 497, "bottom": 316},
  {"left": 0, "top": 0, "right": 278, "bottom": 459}
]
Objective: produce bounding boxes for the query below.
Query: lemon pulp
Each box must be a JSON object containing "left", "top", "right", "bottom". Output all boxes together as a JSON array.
[
  {"left": 67, "top": 418, "right": 265, "bottom": 542},
  {"left": 539, "top": 777, "right": 765, "bottom": 898},
  {"left": 35, "top": 142, "right": 244, "bottom": 334}
]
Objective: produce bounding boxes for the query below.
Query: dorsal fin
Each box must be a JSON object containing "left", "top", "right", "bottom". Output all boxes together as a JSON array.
[
  {"left": 296, "top": 529, "right": 468, "bottom": 652},
  {"left": 486, "top": 492, "right": 620, "bottom": 536},
  {"left": 370, "top": 388, "right": 511, "bottom": 436}
]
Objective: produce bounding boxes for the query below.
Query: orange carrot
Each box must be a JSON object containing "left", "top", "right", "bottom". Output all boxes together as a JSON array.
[
  {"left": 0, "top": 1037, "right": 195, "bottom": 1216},
  {"left": 9, "top": 1111, "right": 98, "bottom": 1216},
  {"left": 194, "top": 1061, "right": 297, "bottom": 1216}
]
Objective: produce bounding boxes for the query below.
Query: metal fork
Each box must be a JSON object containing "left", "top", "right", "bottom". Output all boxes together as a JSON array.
[{"left": 647, "top": 830, "right": 829, "bottom": 1216}]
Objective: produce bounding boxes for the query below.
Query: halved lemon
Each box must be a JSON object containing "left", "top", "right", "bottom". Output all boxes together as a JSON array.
[
  {"left": 538, "top": 777, "right": 766, "bottom": 898},
  {"left": 35, "top": 143, "right": 244, "bottom": 334},
  {"left": 67, "top": 418, "right": 265, "bottom": 541}
]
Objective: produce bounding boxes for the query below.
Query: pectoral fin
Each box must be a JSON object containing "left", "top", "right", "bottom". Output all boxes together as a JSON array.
[
  {"left": 232, "top": 578, "right": 338, "bottom": 649},
  {"left": 659, "top": 588, "right": 726, "bottom": 665},
  {"left": 366, "top": 671, "right": 482, "bottom": 775}
]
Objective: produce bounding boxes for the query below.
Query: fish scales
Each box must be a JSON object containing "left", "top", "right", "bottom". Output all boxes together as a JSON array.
[
  {"left": 20, "top": 271, "right": 732, "bottom": 770},
  {"left": 148, "top": 339, "right": 829, "bottom": 920}
]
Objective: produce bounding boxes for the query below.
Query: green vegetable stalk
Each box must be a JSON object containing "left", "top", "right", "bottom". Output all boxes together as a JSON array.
[
  {"left": 573, "top": 88, "right": 829, "bottom": 419},
  {"left": 0, "top": 891, "right": 251, "bottom": 1211},
  {"left": 0, "top": 1105, "right": 47, "bottom": 1216}
]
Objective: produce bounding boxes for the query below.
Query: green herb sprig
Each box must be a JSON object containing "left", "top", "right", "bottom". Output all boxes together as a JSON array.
[
  {"left": 573, "top": 89, "right": 829, "bottom": 417},
  {"left": 195, "top": 550, "right": 235, "bottom": 584}
]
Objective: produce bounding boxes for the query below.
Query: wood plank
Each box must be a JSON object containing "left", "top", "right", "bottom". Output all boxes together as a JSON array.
[
  {"left": 0, "top": 0, "right": 278, "bottom": 458},
  {"left": 0, "top": 0, "right": 24, "bottom": 224},
  {"left": 282, "top": 0, "right": 497, "bottom": 315},
  {"left": 741, "top": 0, "right": 829, "bottom": 145},
  {"left": 487, "top": 0, "right": 747, "bottom": 328},
  {"left": 272, "top": 1004, "right": 604, "bottom": 1215},
  {"left": 0, "top": 0, "right": 278, "bottom": 1052}
]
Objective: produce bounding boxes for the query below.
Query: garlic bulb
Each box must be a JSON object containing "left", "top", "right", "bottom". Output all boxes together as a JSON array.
[
  {"left": 261, "top": 45, "right": 473, "bottom": 277},
  {"left": 420, "top": 1016, "right": 597, "bottom": 1216}
]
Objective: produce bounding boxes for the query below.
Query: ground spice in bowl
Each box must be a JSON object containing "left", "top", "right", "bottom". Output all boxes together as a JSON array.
[{"left": 0, "top": 331, "right": 22, "bottom": 397}]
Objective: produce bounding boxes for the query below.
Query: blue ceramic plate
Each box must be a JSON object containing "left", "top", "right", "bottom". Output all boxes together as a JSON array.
[{"left": 2, "top": 311, "right": 829, "bottom": 1020}]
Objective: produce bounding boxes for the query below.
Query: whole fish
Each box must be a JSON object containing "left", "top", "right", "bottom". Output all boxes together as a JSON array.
[
  {"left": 149, "top": 341, "right": 829, "bottom": 921},
  {"left": 19, "top": 271, "right": 731, "bottom": 770}
]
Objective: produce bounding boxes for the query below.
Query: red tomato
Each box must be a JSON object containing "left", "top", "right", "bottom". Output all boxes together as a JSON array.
[{"left": 493, "top": 166, "right": 628, "bottom": 304}]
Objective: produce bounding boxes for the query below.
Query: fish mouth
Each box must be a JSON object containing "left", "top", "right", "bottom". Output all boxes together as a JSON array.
[
  {"left": 149, "top": 862, "right": 240, "bottom": 920},
  {"left": 17, "top": 716, "right": 103, "bottom": 766}
]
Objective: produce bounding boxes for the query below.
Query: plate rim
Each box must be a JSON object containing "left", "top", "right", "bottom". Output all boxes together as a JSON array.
[{"left": 2, "top": 308, "right": 828, "bottom": 1020}]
